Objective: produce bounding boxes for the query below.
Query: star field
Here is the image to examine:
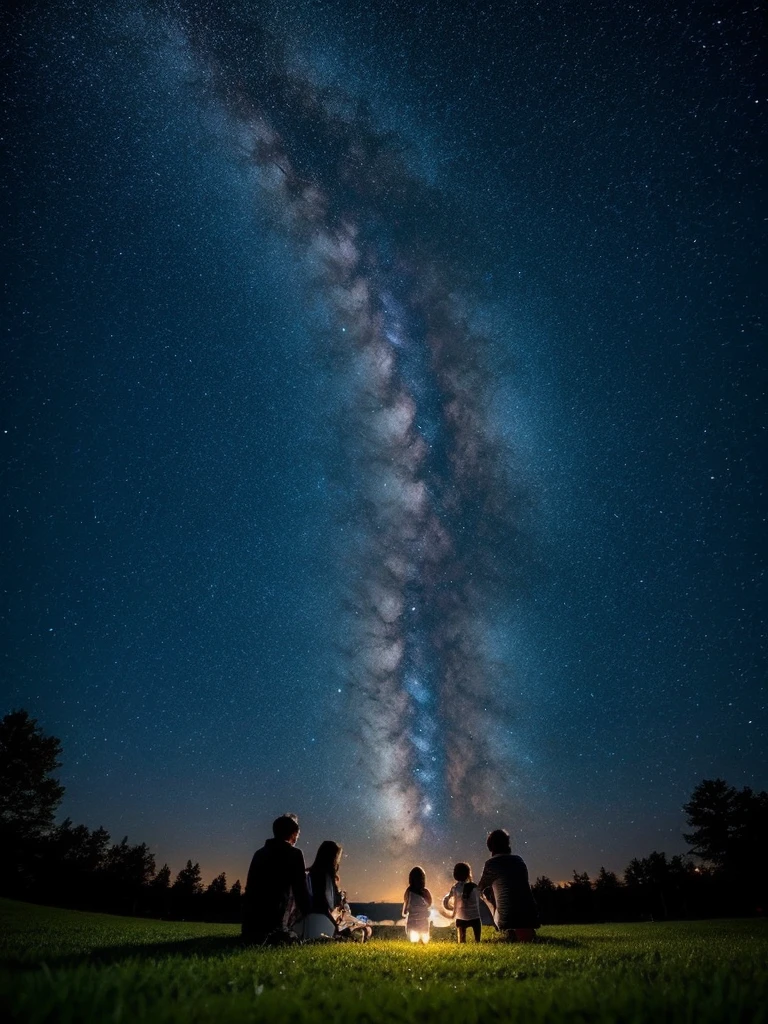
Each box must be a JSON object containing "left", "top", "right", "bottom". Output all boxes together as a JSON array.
[{"left": 1, "top": 0, "right": 765, "bottom": 898}]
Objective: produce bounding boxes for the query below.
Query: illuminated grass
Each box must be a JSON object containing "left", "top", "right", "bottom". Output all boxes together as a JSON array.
[{"left": 1, "top": 899, "right": 766, "bottom": 1023}]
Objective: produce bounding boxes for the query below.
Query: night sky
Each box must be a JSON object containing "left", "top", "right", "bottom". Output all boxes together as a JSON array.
[{"left": 2, "top": 0, "right": 765, "bottom": 900}]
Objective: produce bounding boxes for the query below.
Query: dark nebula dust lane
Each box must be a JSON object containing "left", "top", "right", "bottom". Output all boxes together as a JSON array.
[{"left": 172, "top": 4, "right": 530, "bottom": 841}]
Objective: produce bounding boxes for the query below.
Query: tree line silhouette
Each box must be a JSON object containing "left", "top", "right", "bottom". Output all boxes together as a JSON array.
[
  {"left": 1, "top": 710, "right": 765, "bottom": 923},
  {"left": 0, "top": 710, "right": 240, "bottom": 921}
]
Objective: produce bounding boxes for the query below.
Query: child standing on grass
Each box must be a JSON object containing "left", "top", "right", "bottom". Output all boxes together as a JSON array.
[
  {"left": 403, "top": 866, "right": 432, "bottom": 943},
  {"left": 442, "top": 862, "right": 483, "bottom": 943}
]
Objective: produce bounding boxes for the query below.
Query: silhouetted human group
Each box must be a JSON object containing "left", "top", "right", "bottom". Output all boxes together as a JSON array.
[{"left": 242, "top": 814, "right": 539, "bottom": 945}]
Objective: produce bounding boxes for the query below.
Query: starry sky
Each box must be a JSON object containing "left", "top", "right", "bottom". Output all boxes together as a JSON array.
[{"left": 2, "top": 0, "right": 765, "bottom": 899}]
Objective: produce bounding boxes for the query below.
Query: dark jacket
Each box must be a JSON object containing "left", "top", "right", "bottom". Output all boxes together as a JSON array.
[
  {"left": 477, "top": 853, "right": 540, "bottom": 930},
  {"left": 242, "top": 837, "right": 311, "bottom": 941}
]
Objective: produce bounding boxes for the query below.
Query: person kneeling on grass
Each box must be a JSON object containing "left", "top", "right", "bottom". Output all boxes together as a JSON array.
[
  {"left": 477, "top": 828, "right": 540, "bottom": 942},
  {"left": 442, "top": 862, "right": 483, "bottom": 943}
]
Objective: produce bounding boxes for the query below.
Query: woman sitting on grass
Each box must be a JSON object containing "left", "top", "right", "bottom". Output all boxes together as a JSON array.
[
  {"left": 299, "top": 840, "right": 343, "bottom": 940},
  {"left": 442, "top": 862, "right": 483, "bottom": 943},
  {"left": 403, "top": 866, "right": 432, "bottom": 943}
]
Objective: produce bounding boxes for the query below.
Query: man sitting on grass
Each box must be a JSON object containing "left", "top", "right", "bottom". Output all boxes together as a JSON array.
[
  {"left": 477, "top": 828, "right": 540, "bottom": 942},
  {"left": 242, "top": 813, "right": 311, "bottom": 944}
]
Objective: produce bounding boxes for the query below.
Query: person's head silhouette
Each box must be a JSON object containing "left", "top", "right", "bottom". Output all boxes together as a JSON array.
[
  {"left": 486, "top": 828, "right": 512, "bottom": 855},
  {"left": 272, "top": 813, "right": 300, "bottom": 844}
]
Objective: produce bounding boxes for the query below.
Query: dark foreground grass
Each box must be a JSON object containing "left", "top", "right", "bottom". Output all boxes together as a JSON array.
[{"left": 1, "top": 899, "right": 766, "bottom": 1023}]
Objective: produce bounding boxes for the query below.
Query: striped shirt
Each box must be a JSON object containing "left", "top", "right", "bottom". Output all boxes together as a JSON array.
[{"left": 477, "top": 854, "right": 539, "bottom": 930}]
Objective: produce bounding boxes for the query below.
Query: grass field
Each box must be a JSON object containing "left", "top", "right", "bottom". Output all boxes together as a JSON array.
[{"left": 1, "top": 899, "right": 766, "bottom": 1023}]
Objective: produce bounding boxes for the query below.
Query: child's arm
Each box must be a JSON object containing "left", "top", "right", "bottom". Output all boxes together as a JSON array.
[
  {"left": 439, "top": 887, "right": 456, "bottom": 919},
  {"left": 402, "top": 890, "right": 410, "bottom": 918},
  {"left": 423, "top": 888, "right": 433, "bottom": 907}
]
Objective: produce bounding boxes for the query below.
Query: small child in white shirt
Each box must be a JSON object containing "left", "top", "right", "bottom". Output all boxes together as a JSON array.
[{"left": 443, "top": 862, "right": 483, "bottom": 943}]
